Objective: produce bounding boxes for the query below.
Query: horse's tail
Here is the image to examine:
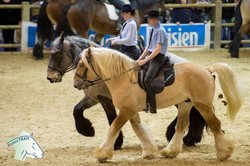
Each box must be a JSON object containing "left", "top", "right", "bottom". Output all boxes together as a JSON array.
[{"left": 207, "top": 63, "right": 244, "bottom": 122}]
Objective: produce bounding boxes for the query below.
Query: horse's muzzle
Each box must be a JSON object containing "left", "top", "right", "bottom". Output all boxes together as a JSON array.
[{"left": 74, "top": 80, "right": 83, "bottom": 90}]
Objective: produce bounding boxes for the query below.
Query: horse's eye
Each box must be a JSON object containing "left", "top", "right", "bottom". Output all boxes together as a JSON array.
[{"left": 51, "top": 51, "right": 62, "bottom": 59}]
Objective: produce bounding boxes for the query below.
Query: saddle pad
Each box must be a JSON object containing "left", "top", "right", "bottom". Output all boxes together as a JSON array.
[{"left": 104, "top": 3, "right": 119, "bottom": 21}]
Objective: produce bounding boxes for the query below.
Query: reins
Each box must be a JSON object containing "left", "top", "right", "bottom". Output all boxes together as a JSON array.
[{"left": 76, "top": 61, "right": 139, "bottom": 89}]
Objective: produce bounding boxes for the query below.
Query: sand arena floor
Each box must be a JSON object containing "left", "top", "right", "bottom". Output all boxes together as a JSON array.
[{"left": 0, "top": 50, "right": 250, "bottom": 166}]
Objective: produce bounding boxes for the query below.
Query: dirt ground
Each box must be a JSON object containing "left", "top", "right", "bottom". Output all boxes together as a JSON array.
[{"left": 0, "top": 49, "right": 250, "bottom": 166}]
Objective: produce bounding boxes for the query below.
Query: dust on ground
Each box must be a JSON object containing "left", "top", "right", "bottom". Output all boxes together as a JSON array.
[{"left": 0, "top": 49, "right": 249, "bottom": 166}]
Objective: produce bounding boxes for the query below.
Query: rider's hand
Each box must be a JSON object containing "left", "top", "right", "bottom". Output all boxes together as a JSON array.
[
  {"left": 137, "top": 59, "right": 147, "bottom": 66},
  {"left": 105, "top": 39, "right": 111, "bottom": 44}
]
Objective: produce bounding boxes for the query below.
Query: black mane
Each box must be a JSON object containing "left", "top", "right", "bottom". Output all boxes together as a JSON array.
[{"left": 53, "top": 35, "right": 100, "bottom": 67}]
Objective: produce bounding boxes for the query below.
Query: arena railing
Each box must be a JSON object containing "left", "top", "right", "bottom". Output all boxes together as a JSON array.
[
  {"left": 0, "top": 1, "right": 249, "bottom": 52},
  {"left": 164, "top": 0, "right": 250, "bottom": 49}
]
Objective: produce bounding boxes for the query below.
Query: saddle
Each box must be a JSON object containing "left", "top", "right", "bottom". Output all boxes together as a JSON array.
[{"left": 138, "top": 57, "right": 175, "bottom": 94}]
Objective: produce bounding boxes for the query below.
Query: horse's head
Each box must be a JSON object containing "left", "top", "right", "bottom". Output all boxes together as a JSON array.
[
  {"left": 24, "top": 134, "right": 44, "bottom": 160},
  {"left": 47, "top": 33, "right": 73, "bottom": 83},
  {"left": 73, "top": 47, "right": 100, "bottom": 90},
  {"left": 8, "top": 132, "right": 43, "bottom": 161}
]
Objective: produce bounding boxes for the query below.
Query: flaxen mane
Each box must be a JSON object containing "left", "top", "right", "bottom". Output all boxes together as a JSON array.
[{"left": 81, "top": 47, "right": 135, "bottom": 80}]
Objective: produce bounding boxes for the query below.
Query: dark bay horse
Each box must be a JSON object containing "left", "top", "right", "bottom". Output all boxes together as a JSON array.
[
  {"left": 47, "top": 34, "right": 207, "bottom": 149},
  {"left": 33, "top": 0, "right": 159, "bottom": 58},
  {"left": 229, "top": 0, "right": 250, "bottom": 58},
  {"left": 64, "top": 0, "right": 165, "bottom": 43}
]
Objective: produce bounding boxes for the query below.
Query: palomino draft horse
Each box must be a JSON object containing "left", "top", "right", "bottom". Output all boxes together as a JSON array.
[
  {"left": 229, "top": 0, "right": 250, "bottom": 58},
  {"left": 74, "top": 47, "right": 243, "bottom": 162},
  {"left": 64, "top": 0, "right": 165, "bottom": 43},
  {"left": 47, "top": 35, "right": 207, "bottom": 149}
]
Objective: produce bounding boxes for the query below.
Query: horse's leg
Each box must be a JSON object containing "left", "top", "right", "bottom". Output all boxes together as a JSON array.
[
  {"left": 54, "top": 3, "right": 75, "bottom": 37},
  {"left": 129, "top": 113, "right": 158, "bottom": 159},
  {"left": 73, "top": 96, "right": 97, "bottom": 137},
  {"left": 165, "top": 115, "right": 177, "bottom": 143},
  {"left": 228, "top": 30, "right": 242, "bottom": 58},
  {"left": 33, "top": 1, "right": 54, "bottom": 59},
  {"left": 193, "top": 102, "right": 234, "bottom": 161},
  {"left": 161, "top": 102, "right": 192, "bottom": 158},
  {"left": 166, "top": 105, "right": 206, "bottom": 146},
  {"left": 229, "top": 23, "right": 249, "bottom": 58},
  {"left": 183, "top": 106, "right": 206, "bottom": 146},
  {"left": 93, "top": 106, "right": 136, "bottom": 163},
  {"left": 97, "top": 95, "right": 124, "bottom": 150}
]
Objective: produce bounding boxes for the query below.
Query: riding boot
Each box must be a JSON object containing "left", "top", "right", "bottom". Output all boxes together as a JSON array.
[{"left": 143, "top": 93, "right": 157, "bottom": 114}]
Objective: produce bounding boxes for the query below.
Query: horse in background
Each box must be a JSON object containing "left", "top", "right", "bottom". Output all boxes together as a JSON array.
[
  {"left": 33, "top": 0, "right": 157, "bottom": 59},
  {"left": 229, "top": 0, "right": 250, "bottom": 58},
  {"left": 32, "top": 0, "right": 75, "bottom": 59},
  {"left": 61, "top": 0, "right": 165, "bottom": 43}
]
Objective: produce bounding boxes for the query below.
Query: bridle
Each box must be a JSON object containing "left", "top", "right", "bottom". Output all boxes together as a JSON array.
[{"left": 48, "top": 46, "right": 76, "bottom": 76}]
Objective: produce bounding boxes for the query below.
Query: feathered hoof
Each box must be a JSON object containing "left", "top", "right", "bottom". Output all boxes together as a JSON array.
[
  {"left": 142, "top": 152, "right": 157, "bottom": 159},
  {"left": 160, "top": 148, "right": 179, "bottom": 159},
  {"left": 93, "top": 147, "right": 113, "bottom": 163},
  {"left": 216, "top": 138, "right": 235, "bottom": 161}
]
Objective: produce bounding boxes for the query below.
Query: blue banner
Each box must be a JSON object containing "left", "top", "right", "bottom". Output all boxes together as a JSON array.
[
  {"left": 139, "top": 23, "right": 208, "bottom": 48},
  {"left": 23, "top": 22, "right": 209, "bottom": 50}
]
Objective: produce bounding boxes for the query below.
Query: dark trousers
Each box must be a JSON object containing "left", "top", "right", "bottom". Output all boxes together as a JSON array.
[
  {"left": 121, "top": 45, "right": 140, "bottom": 60},
  {"left": 144, "top": 53, "right": 165, "bottom": 108}
]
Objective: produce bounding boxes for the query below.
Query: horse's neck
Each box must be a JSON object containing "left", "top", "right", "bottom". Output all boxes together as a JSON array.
[{"left": 70, "top": 43, "right": 83, "bottom": 67}]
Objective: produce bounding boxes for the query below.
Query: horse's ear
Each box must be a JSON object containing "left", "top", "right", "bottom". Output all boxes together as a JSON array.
[
  {"left": 59, "top": 31, "right": 65, "bottom": 45},
  {"left": 86, "top": 47, "right": 91, "bottom": 63},
  {"left": 87, "top": 47, "right": 91, "bottom": 57}
]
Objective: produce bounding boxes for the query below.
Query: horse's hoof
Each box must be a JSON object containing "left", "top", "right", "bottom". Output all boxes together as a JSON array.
[
  {"left": 183, "top": 137, "right": 196, "bottom": 146},
  {"left": 142, "top": 153, "right": 157, "bottom": 159},
  {"left": 216, "top": 137, "right": 234, "bottom": 161},
  {"left": 93, "top": 147, "right": 113, "bottom": 163},
  {"left": 230, "top": 52, "right": 239, "bottom": 58},
  {"left": 160, "top": 148, "right": 180, "bottom": 159}
]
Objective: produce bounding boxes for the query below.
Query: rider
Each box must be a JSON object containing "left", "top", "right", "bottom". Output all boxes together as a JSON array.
[
  {"left": 105, "top": 4, "right": 140, "bottom": 60},
  {"left": 107, "top": 0, "right": 127, "bottom": 29},
  {"left": 137, "top": 9, "right": 168, "bottom": 114}
]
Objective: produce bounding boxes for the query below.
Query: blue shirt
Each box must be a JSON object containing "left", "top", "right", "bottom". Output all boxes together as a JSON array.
[
  {"left": 148, "top": 22, "right": 168, "bottom": 55},
  {"left": 108, "top": 18, "right": 138, "bottom": 46}
]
